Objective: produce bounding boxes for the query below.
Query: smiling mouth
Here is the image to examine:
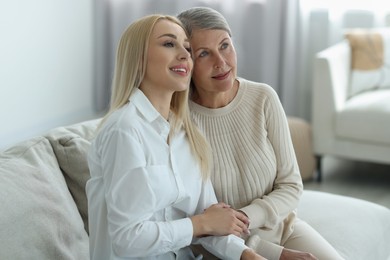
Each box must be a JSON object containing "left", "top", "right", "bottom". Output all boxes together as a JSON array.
[
  {"left": 213, "top": 70, "right": 230, "bottom": 80},
  {"left": 170, "top": 67, "right": 187, "bottom": 73},
  {"left": 171, "top": 68, "right": 187, "bottom": 73}
]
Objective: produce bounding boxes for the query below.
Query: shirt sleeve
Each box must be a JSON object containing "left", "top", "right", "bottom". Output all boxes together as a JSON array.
[
  {"left": 193, "top": 179, "right": 249, "bottom": 260},
  {"left": 98, "top": 128, "right": 193, "bottom": 258},
  {"left": 240, "top": 86, "right": 303, "bottom": 230}
]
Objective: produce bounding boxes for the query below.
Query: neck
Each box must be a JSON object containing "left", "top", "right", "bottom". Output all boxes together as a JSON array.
[
  {"left": 192, "top": 80, "right": 239, "bottom": 108},
  {"left": 139, "top": 86, "right": 172, "bottom": 120}
]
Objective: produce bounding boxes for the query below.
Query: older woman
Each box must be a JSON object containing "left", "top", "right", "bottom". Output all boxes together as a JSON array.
[{"left": 178, "top": 7, "right": 343, "bottom": 260}]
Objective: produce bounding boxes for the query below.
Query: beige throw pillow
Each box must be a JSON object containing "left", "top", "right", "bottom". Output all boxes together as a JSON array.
[
  {"left": 0, "top": 137, "right": 89, "bottom": 260},
  {"left": 49, "top": 134, "right": 92, "bottom": 233},
  {"left": 46, "top": 119, "right": 100, "bottom": 234},
  {"left": 345, "top": 28, "right": 390, "bottom": 97}
]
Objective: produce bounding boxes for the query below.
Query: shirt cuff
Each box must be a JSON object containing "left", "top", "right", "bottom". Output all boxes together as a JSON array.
[
  {"left": 198, "top": 234, "right": 249, "bottom": 260},
  {"left": 170, "top": 217, "right": 194, "bottom": 250},
  {"left": 224, "top": 235, "right": 249, "bottom": 260}
]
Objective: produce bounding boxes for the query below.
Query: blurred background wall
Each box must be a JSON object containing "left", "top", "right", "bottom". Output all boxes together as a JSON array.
[
  {"left": 1, "top": 0, "right": 389, "bottom": 150},
  {"left": 0, "top": 0, "right": 97, "bottom": 150}
]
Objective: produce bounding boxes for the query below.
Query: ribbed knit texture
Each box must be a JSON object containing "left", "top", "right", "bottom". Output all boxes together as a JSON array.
[{"left": 189, "top": 78, "right": 303, "bottom": 259}]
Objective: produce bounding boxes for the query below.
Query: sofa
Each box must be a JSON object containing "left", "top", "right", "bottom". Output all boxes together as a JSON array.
[
  {"left": 312, "top": 32, "right": 390, "bottom": 180},
  {"left": 1, "top": 118, "right": 390, "bottom": 260}
]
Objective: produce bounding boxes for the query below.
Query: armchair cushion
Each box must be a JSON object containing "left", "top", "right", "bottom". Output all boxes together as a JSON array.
[
  {"left": 345, "top": 28, "right": 390, "bottom": 97},
  {"left": 335, "top": 89, "right": 390, "bottom": 145}
]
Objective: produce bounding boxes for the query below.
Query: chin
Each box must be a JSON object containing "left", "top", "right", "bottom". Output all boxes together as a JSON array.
[
  {"left": 217, "top": 80, "right": 234, "bottom": 91},
  {"left": 176, "top": 84, "right": 189, "bottom": 92}
]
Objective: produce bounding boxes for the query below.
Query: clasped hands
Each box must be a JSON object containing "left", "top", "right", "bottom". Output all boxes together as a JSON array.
[
  {"left": 191, "top": 202, "right": 266, "bottom": 260},
  {"left": 202, "top": 202, "right": 249, "bottom": 237},
  {"left": 191, "top": 203, "right": 317, "bottom": 260}
]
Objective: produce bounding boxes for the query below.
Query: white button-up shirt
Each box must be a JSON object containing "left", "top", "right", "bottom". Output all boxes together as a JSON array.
[{"left": 86, "top": 89, "right": 248, "bottom": 260}]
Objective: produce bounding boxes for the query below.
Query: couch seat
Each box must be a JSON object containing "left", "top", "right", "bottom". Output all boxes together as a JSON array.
[{"left": 335, "top": 89, "right": 390, "bottom": 145}]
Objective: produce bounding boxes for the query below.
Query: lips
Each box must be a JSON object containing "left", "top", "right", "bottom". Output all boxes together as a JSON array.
[
  {"left": 170, "top": 65, "right": 189, "bottom": 76},
  {"left": 212, "top": 70, "right": 230, "bottom": 80}
]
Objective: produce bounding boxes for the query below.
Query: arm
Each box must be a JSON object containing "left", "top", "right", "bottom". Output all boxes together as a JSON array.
[
  {"left": 280, "top": 248, "right": 317, "bottom": 260},
  {"left": 99, "top": 129, "right": 193, "bottom": 257},
  {"left": 242, "top": 249, "right": 268, "bottom": 260},
  {"left": 240, "top": 86, "right": 303, "bottom": 230}
]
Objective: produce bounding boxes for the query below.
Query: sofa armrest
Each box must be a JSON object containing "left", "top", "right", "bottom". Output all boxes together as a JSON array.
[{"left": 312, "top": 40, "right": 351, "bottom": 155}]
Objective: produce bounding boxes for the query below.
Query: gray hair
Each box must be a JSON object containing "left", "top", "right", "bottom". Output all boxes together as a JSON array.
[{"left": 177, "top": 7, "right": 232, "bottom": 37}]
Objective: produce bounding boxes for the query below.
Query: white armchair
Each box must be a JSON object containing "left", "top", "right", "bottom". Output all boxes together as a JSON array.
[{"left": 312, "top": 39, "right": 390, "bottom": 180}]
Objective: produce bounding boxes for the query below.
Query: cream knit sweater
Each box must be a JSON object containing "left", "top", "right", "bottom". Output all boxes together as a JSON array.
[{"left": 189, "top": 78, "right": 303, "bottom": 259}]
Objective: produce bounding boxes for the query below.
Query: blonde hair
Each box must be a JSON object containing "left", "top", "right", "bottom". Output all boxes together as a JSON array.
[{"left": 100, "top": 14, "right": 212, "bottom": 179}]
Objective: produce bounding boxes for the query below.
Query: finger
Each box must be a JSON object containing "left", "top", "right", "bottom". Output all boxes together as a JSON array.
[
  {"left": 233, "top": 224, "right": 248, "bottom": 237},
  {"left": 236, "top": 220, "right": 250, "bottom": 235},
  {"left": 211, "top": 202, "right": 227, "bottom": 209},
  {"left": 236, "top": 212, "right": 249, "bottom": 223},
  {"left": 237, "top": 220, "right": 250, "bottom": 235},
  {"left": 235, "top": 211, "right": 250, "bottom": 225},
  {"left": 219, "top": 202, "right": 231, "bottom": 208},
  {"left": 231, "top": 228, "right": 241, "bottom": 237}
]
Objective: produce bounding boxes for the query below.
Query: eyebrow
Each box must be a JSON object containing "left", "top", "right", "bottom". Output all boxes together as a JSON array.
[
  {"left": 194, "top": 37, "right": 229, "bottom": 52},
  {"left": 158, "top": 33, "right": 177, "bottom": 39},
  {"left": 157, "top": 33, "right": 190, "bottom": 44}
]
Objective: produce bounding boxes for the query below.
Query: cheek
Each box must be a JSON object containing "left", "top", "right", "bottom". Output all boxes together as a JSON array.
[
  {"left": 226, "top": 50, "right": 237, "bottom": 65},
  {"left": 192, "top": 63, "right": 204, "bottom": 79},
  {"left": 191, "top": 66, "right": 206, "bottom": 87}
]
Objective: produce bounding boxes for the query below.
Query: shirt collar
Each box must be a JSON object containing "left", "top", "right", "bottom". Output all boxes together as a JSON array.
[
  {"left": 130, "top": 88, "right": 170, "bottom": 138},
  {"left": 130, "top": 88, "right": 162, "bottom": 123}
]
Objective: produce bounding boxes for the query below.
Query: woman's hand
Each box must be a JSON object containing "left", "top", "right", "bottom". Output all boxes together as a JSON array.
[
  {"left": 280, "top": 248, "right": 318, "bottom": 260},
  {"left": 191, "top": 202, "right": 250, "bottom": 237},
  {"left": 241, "top": 249, "right": 267, "bottom": 260}
]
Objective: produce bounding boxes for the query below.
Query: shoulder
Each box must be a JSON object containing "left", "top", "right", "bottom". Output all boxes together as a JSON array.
[
  {"left": 96, "top": 104, "right": 141, "bottom": 142},
  {"left": 238, "top": 77, "right": 280, "bottom": 103}
]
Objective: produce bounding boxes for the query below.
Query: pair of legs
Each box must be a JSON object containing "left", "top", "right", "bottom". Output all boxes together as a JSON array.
[{"left": 281, "top": 218, "right": 344, "bottom": 260}]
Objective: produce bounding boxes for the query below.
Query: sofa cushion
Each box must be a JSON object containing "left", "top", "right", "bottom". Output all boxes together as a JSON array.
[
  {"left": 46, "top": 119, "right": 100, "bottom": 234},
  {"left": 335, "top": 89, "right": 390, "bottom": 145},
  {"left": 0, "top": 137, "right": 89, "bottom": 260},
  {"left": 345, "top": 28, "right": 390, "bottom": 97},
  {"left": 298, "top": 190, "right": 390, "bottom": 260}
]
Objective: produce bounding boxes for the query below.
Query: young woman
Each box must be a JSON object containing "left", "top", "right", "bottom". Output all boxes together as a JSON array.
[
  {"left": 178, "top": 7, "right": 344, "bottom": 260},
  {"left": 86, "top": 14, "right": 266, "bottom": 260}
]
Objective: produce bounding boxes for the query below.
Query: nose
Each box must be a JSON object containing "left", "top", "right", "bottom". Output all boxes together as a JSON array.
[
  {"left": 178, "top": 47, "right": 191, "bottom": 60},
  {"left": 214, "top": 53, "right": 225, "bottom": 69}
]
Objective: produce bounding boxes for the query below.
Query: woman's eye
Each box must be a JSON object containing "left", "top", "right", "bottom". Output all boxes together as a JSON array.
[
  {"left": 221, "top": 42, "right": 229, "bottom": 50},
  {"left": 163, "top": 42, "right": 174, "bottom": 47},
  {"left": 199, "top": 51, "right": 208, "bottom": 57}
]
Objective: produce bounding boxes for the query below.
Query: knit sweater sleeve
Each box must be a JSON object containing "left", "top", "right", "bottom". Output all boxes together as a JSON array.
[{"left": 239, "top": 82, "right": 303, "bottom": 230}]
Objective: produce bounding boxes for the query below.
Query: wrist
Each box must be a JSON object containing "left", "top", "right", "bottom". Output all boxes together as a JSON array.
[
  {"left": 241, "top": 249, "right": 255, "bottom": 260},
  {"left": 190, "top": 214, "right": 209, "bottom": 237},
  {"left": 241, "top": 249, "right": 267, "bottom": 260}
]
